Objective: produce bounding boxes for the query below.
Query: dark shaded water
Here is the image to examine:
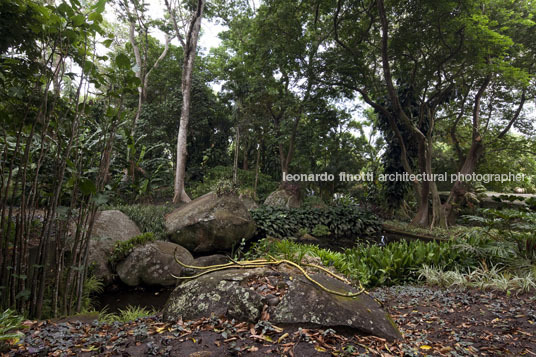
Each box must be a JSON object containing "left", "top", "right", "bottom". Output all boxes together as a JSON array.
[{"left": 95, "top": 283, "right": 174, "bottom": 313}]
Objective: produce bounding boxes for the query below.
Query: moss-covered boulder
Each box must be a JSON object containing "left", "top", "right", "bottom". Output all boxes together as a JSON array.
[
  {"left": 89, "top": 210, "right": 141, "bottom": 285},
  {"left": 117, "top": 241, "right": 194, "bottom": 286},
  {"left": 162, "top": 266, "right": 401, "bottom": 341},
  {"left": 164, "top": 192, "right": 256, "bottom": 254}
]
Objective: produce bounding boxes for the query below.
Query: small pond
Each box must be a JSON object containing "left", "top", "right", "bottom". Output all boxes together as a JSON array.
[{"left": 95, "top": 283, "right": 174, "bottom": 313}]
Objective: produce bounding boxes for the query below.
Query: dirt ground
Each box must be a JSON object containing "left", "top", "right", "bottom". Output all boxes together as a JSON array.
[{"left": 5, "top": 285, "right": 535, "bottom": 356}]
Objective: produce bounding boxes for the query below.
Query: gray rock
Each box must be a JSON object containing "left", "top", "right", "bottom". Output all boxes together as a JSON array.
[
  {"left": 182, "top": 254, "right": 230, "bottom": 277},
  {"left": 239, "top": 194, "right": 259, "bottom": 210},
  {"left": 193, "top": 254, "right": 230, "bottom": 267},
  {"left": 162, "top": 266, "right": 401, "bottom": 341},
  {"left": 264, "top": 189, "right": 301, "bottom": 208},
  {"left": 117, "top": 241, "right": 194, "bottom": 286},
  {"left": 165, "top": 192, "right": 256, "bottom": 254},
  {"left": 88, "top": 210, "right": 141, "bottom": 285}
]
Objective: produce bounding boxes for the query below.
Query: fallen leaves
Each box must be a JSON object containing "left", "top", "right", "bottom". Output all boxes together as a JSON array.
[{"left": 6, "top": 285, "right": 536, "bottom": 356}]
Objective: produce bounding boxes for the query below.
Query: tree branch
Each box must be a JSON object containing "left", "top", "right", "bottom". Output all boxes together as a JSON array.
[
  {"left": 164, "top": 0, "right": 186, "bottom": 48},
  {"left": 497, "top": 88, "right": 526, "bottom": 139}
]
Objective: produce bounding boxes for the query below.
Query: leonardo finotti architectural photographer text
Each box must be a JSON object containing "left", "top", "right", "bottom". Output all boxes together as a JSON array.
[{"left": 282, "top": 172, "right": 526, "bottom": 184}]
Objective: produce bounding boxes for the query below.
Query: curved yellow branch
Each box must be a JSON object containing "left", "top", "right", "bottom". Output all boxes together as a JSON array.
[{"left": 173, "top": 249, "right": 367, "bottom": 298}]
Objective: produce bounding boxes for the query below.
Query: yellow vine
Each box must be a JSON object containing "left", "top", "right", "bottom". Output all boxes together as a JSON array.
[{"left": 172, "top": 249, "right": 367, "bottom": 298}]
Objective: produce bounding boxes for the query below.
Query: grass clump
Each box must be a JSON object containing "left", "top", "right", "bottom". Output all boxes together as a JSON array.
[
  {"left": 109, "top": 232, "right": 156, "bottom": 268},
  {"left": 99, "top": 305, "right": 155, "bottom": 323}
]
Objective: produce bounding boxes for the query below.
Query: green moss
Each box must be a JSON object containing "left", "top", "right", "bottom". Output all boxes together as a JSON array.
[{"left": 109, "top": 232, "right": 156, "bottom": 268}]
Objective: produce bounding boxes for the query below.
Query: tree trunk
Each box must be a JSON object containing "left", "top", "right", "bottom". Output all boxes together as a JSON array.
[
  {"left": 233, "top": 126, "right": 240, "bottom": 186},
  {"left": 441, "top": 140, "right": 483, "bottom": 225},
  {"left": 168, "top": 0, "right": 205, "bottom": 203},
  {"left": 441, "top": 76, "right": 490, "bottom": 226},
  {"left": 242, "top": 135, "right": 248, "bottom": 171},
  {"left": 254, "top": 142, "right": 260, "bottom": 199}
]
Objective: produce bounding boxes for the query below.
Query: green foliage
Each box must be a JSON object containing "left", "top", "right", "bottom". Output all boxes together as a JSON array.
[
  {"left": 419, "top": 265, "right": 536, "bottom": 293},
  {"left": 106, "top": 205, "right": 172, "bottom": 239},
  {"left": 250, "top": 205, "right": 382, "bottom": 239},
  {"left": 99, "top": 305, "right": 155, "bottom": 323},
  {"left": 0, "top": 309, "right": 25, "bottom": 349},
  {"left": 344, "top": 240, "right": 473, "bottom": 287},
  {"left": 109, "top": 232, "right": 156, "bottom": 268},
  {"left": 188, "top": 166, "right": 278, "bottom": 202},
  {"left": 214, "top": 179, "right": 238, "bottom": 196},
  {"left": 79, "top": 275, "right": 104, "bottom": 313},
  {"left": 311, "top": 224, "right": 330, "bottom": 237},
  {"left": 248, "top": 238, "right": 473, "bottom": 288},
  {"left": 302, "top": 195, "right": 326, "bottom": 208},
  {"left": 462, "top": 209, "right": 536, "bottom": 271}
]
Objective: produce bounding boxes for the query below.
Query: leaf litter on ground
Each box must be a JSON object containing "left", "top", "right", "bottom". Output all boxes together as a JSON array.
[{"left": 4, "top": 285, "right": 536, "bottom": 356}]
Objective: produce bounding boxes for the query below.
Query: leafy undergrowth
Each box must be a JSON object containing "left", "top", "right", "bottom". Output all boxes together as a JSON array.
[{"left": 5, "top": 285, "right": 536, "bottom": 356}]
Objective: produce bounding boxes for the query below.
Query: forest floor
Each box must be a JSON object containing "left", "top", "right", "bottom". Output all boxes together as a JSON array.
[{"left": 5, "top": 285, "right": 535, "bottom": 356}]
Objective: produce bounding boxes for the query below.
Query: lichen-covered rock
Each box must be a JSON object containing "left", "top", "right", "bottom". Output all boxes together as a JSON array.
[
  {"left": 162, "top": 266, "right": 401, "bottom": 341},
  {"left": 88, "top": 210, "right": 141, "bottom": 285},
  {"left": 238, "top": 194, "right": 258, "bottom": 210},
  {"left": 165, "top": 192, "right": 256, "bottom": 254},
  {"left": 264, "top": 189, "right": 301, "bottom": 208},
  {"left": 117, "top": 241, "right": 194, "bottom": 286}
]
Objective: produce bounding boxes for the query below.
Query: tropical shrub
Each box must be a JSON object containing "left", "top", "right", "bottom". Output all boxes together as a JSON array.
[
  {"left": 247, "top": 238, "right": 477, "bottom": 288},
  {"left": 250, "top": 205, "right": 382, "bottom": 239},
  {"left": 462, "top": 209, "right": 536, "bottom": 272}
]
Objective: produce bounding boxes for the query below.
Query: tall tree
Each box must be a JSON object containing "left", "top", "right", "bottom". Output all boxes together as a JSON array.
[
  {"left": 322, "top": 0, "right": 535, "bottom": 227},
  {"left": 214, "top": 0, "right": 332, "bottom": 180},
  {"left": 117, "top": 0, "right": 170, "bottom": 137},
  {"left": 165, "top": 0, "right": 205, "bottom": 203},
  {"left": 116, "top": 0, "right": 170, "bottom": 182}
]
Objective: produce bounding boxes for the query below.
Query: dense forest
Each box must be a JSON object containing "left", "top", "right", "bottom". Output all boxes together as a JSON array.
[{"left": 1, "top": 0, "right": 536, "bottom": 354}]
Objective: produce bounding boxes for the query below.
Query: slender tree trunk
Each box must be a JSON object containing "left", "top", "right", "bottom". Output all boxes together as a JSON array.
[
  {"left": 167, "top": 0, "right": 205, "bottom": 203},
  {"left": 233, "top": 126, "right": 240, "bottom": 186},
  {"left": 254, "top": 142, "right": 260, "bottom": 199},
  {"left": 242, "top": 135, "right": 248, "bottom": 171}
]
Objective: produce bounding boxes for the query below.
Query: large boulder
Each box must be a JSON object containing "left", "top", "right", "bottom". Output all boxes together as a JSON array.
[
  {"left": 88, "top": 210, "right": 141, "bottom": 285},
  {"left": 264, "top": 189, "right": 301, "bottom": 208},
  {"left": 162, "top": 265, "right": 401, "bottom": 341},
  {"left": 117, "top": 241, "right": 194, "bottom": 286},
  {"left": 165, "top": 192, "right": 256, "bottom": 254}
]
